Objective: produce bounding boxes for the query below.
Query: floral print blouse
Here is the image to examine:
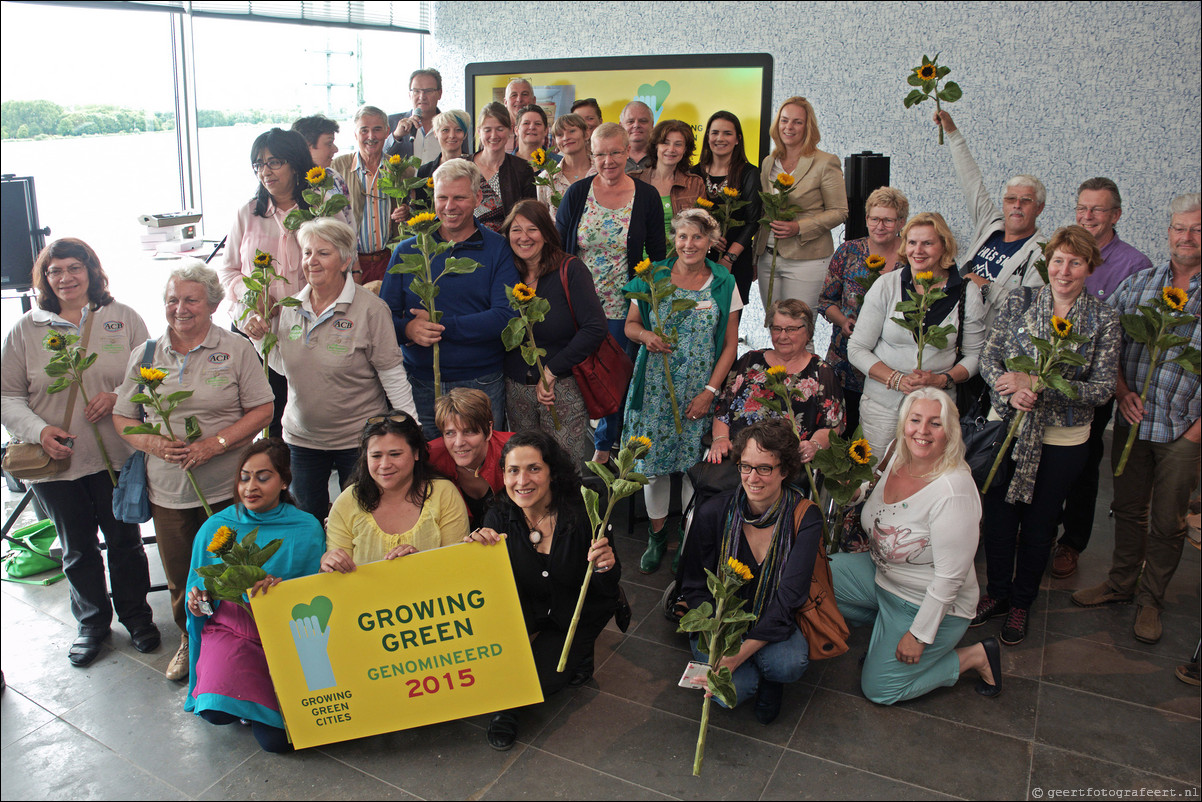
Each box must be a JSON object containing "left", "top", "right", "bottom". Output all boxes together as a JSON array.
[
  {"left": 715, "top": 350, "right": 845, "bottom": 442},
  {"left": 577, "top": 188, "right": 634, "bottom": 319},
  {"left": 817, "top": 236, "right": 895, "bottom": 393}
]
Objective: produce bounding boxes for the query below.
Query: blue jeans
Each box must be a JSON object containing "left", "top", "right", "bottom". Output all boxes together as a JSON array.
[
  {"left": 408, "top": 370, "right": 505, "bottom": 439},
  {"left": 288, "top": 444, "right": 358, "bottom": 522},
  {"left": 594, "top": 320, "right": 633, "bottom": 453},
  {"left": 690, "top": 627, "right": 810, "bottom": 708}
]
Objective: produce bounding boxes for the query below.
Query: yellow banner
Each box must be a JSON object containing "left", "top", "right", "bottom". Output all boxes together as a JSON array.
[{"left": 251, "top": 542, "right": 543, "bottom": 749}]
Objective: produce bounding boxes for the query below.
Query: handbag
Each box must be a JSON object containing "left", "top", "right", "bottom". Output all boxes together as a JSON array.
[
  {"left": 1, "top": 520, "right": 65, "bottom": 585},
  {"left": 791, "top": 499, "right": 850, "bottom": 660},
  {"left": 559, "top": 256, "right": 634, "bottom": 419},
  {"left": 1, "top": 311, "right": 96, "bottom": 481},
  {"left": 112, "top": 339, "right": 157, "bottom": 524}
]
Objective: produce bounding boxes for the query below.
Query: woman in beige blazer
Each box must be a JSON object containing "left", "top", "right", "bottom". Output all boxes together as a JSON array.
[{"left": 754, "top": 97, "right": 849, "bottom": 310}]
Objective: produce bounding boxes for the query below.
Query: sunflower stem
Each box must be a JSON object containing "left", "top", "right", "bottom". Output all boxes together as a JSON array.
[
  {"left": 765, "top": 249, "right": 779, "bottom": 310},
  {"left": 1113, "top": 362, "right": 1157, "bottom": 478}
]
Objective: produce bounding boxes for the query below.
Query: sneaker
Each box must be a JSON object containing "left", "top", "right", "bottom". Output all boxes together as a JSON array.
[
  {"left": 1133, "top": 605, "right": 1162, "bottom": 644},
  {"left": 970, "top": 595, "right": 1010, "bottom": 628},
  {"left": 1050, "top": 545, "right": 1079, "bottom": 579},
  {"left": 999, "top": 607, "right": 1029, "bottom": 646},
  {"left": 165, "top": 635, "right": 189, "bottom": 681},
  {"left": 1071, "top": 582, "right": 1133, "bottom": 608},
  {"left": 1175, "top": 661, "right": 1201, "bottom": 686}
]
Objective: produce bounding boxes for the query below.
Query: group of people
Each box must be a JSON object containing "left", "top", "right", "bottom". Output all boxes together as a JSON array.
[{"left": 3, "top": 67, "right": 1198, "bottom": 754}]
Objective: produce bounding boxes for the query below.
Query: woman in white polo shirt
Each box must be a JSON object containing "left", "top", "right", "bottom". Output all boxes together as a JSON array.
[{"left": 257, "top": 217, "right": 416, "bottom": 522}]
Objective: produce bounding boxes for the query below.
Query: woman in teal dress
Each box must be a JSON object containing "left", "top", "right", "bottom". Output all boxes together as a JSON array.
[
  {"left": 184, "top": 438, "right": 325, "bottom": 753},
  {"left": 623, "top": 208, "right": 741, "bottom": 573}
]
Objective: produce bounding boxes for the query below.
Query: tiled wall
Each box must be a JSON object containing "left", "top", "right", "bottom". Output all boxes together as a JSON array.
[{"left": 429, "top": 1, "right": 1201, "bottom": 265}]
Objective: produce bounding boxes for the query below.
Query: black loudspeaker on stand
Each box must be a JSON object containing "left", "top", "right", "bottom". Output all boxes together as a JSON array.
[
  {"left": 843, "top": 152, "right": 890, "bottom": 241},
  {"left": 2, "top": 174, "right": 50, "bottom": 306}
]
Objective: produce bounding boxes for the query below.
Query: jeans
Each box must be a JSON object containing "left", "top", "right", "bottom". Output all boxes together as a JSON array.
[
  {"left": 287, "top": 444, "right": 358, "bottom": 522},
  {"left": 983, "top": 442, "right": 1087, "bottom": 610},
  {"left": 594, "top": 320, "right": 633, "bottom": 453},
  {"left": 1106, "top": 424, "right": 1201, "bottom": 609},
  {"left": 1057, "top": 399, "right": 1114, "bottom": 553},
  {"left": 690, "top": 627, "right": 810, "bottom": 708},
  {"left": 31, "top": 470, "right": 154, "bottom": 634},
  {"left": 408, "top": 370, "right": 505, "bottom": 439}
]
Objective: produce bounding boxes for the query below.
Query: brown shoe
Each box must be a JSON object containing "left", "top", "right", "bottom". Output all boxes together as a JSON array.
[
  {"left": 165, "top": 634, "right": 189, "bottom": 681},
  {"left": 1133, "top": 605, "right": 1162, "bottom": 644},
  {"left": 1071, "top": 582, "right": 1133, "bottom": 608},
  {"left": 1176, "top": 661, "right": 1201, "bottom": 686},
  {"left": 1051, "top": 545, "right": 1079, "bottom": 579}
]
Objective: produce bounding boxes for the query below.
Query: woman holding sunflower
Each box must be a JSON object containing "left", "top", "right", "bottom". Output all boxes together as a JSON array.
[
  {"left": 217, "top": 127, "right": 355, "bottom": 436},
  {"left": 818, "top": 187, "right": 910, "bottom": 434},
  {"left": 972, "top": 225, "right": 1120, "bottom": 646},
  {"left": 681, "top": 419, "right": 823, "bottom": 724},
  {"left": 831, "top": 388, "right": 1000, "bottom": 703},
  {"left": 184, "top": 438, "right": 324, "bottom": 753}
]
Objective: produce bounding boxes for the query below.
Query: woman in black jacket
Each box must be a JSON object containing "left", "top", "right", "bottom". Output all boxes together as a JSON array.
[{"left": 471, "top": 102, "right": 536, "bottom": 232}]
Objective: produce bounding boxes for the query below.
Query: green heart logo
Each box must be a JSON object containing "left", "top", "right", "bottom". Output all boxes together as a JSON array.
[
  {"left": 291, "top": 596, "right": 333, "bottom": 631},
  {"left": 635, "top": 80, "right": 670, "bottom": 114}
]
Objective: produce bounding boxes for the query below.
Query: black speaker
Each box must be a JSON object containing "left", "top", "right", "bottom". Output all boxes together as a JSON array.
[
  {"left": 2, "top": 175, "right": 48, "bottom": 291},
  {"left": 843, "top": 152, "right": 890, "bottom": 241}
]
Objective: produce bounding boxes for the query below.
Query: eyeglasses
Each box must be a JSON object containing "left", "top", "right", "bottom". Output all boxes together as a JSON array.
[
  {"left": 1075, "top": 205, "right": 1115, "bottom": 216},
  {"left": 1170, "top": 225, "right": 1202, "bottom": 236},
  {"left": 365, "top": 413, "right": 411, "bottom": 426},
  {"left": 1002, "top": 195, "right": 1038, "bottom": 206},
  {"left": 251, "top": 157, "right": 287, "bottom": 173},
  {"left": 594, "top": 149, "right": 626, "bottom": 161},
  {"left": 736, "top": 462, "right": 779, "bottom": 476},
  {"left": 768, "top": 325, "right": 807, "bottom": 335},
  {"left": 410, "top": 87, "right": 439, "bottom": 96},
  {"left": 867, "top": 216, "right": 900, "bottom": 227},
  {"left": 45, "top": 264, "right": 87, "bottom": 278}
]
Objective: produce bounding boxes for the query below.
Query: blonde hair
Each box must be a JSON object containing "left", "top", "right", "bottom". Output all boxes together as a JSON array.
[
  {"left": 769, "top": 96, "right": 820, "bottom": 158},
  {"left": 864, "top": 186, "right": 910, "bottom": 222},
  {"left": 893, "top": 387, "right": 966, "bottom": 478},
  {"left": 898, "top": 212, "right": 958, "bottom": 272},
  {"left": 434, "top": 388, "right": 493, "bottom": 434}
]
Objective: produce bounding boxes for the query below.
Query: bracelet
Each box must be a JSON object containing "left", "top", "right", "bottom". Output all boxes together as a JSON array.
[
  {"left": 942, "top": 372, "right": 955, "bottom": 389},
  {"left": 705, "top": 384, "right": 719, "bottom": 395},
  {"left": 712, "top": 434, "right": 730, "bottom": 441}
]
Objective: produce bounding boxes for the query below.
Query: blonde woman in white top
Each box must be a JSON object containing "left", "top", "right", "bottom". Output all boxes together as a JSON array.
[{"left": 830, "top": 388, "right": 1001, "bottom": 704}]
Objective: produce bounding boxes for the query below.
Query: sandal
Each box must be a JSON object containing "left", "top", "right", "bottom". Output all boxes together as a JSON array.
[{"left": 487, "top": 711, "right": 518, "bottom": 751}]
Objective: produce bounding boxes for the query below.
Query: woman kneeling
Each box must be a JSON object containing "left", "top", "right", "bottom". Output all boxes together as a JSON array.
[
  {"left": 830, "top": 388, "right": 1000, "bottom": 704},
  {"left": 680, "top": 419, "right": 822, "bottom": 725},
  {"left": 184, "top": 439, "right": 325, "bottom": 752}
]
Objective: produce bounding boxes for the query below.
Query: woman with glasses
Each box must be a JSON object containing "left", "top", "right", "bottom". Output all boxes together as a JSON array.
[
  {"left": 320, "top": 411, "right": 468, "bottom": 573},
  {"left": 753, "top": 98, "right": 849, "bottom": 311},
  {"left": 217, "top": 127, "right": 355, "bottom": 436},
  {"left": 818, "top": 187, "right": 910, "bottom": 434},
  {"left": 680, "top": 419, "right": 823, "bottom": 725},
  {"left": 556, "top": 121, "right": 667, "bottom": 464}
]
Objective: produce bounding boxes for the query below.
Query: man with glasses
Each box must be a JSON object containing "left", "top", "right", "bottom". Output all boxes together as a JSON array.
[
  {"left": 1072, "top": 194, "right": 1200, "bottom": 646},
  {"left": 333, "top": 105, "right": 402, "bottom": 284},
  {"left": 1050, "top": 178, "right": 1153, "bottom": 579},
  {"left": 934, "top": 111, "right": 1047, "bottom": 326},
  {"left": 388, "top": 68, "right": 464, "bottom": 164}
]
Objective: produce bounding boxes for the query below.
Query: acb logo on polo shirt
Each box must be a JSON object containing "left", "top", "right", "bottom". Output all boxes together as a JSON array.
[
  {"left": 208, "top": 352, "right": 231, "bottom": 364},
  {"left": 332, "top": 319, "right": 354, "bottom": 331}
]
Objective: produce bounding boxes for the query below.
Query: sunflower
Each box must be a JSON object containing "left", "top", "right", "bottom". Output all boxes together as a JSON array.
[
  {"left": 628, "top": 435, "right": 652, "bottom": 451},
  {"left": 765, "top": 364, "right": 788, "bottom": 379},
  {"left": 139, "top": 366, "right": 167, "bottom": 383},
  {"left": 722, "top": 186, "right": 740, "bottom": 199},
  {"left": 388, "top": 154, "right": 402, "bottom": 165},
  {"left": 849, "top": 438, "right": 871, "bottom": 465},
  {"left": 634, "top": 258, "right": 652, "bottom": 276},
  {"left": 1162, "top": 286, "right": 1188, "bottom": 311},
  {"left": 43, "top": 331, "right": 66, "bottom": 351},
  {"left": 775, "top": 173, "right": 795, "bottom": 188},
  {"left": 726, "top": 557, "right": 753, "bottom": 581},
  {"left": 865, "top": 254, "right": 886, "bottom": 271},
  {"left": 916, "top": 63, "right": 937, "bottom": 81},
  {"left": 1051, "top": 316, "right": 1073, "bottom": 338},
  {"left": 530, "top": 148, "right": 546, "bottom": 167},
  {"left": 695, "top": 197, "right": 714, "bottom": 209},
  {"left": 426, "top": 178, "right": 434, "bottom": 188},
  {"left": 406, "top": 211, "right": 437, "bottom": 227},
  {"left": 914, "top": 270, "right": 935, "bottom": 283},
  {"left": 305, "top": 166, "right": 326, "bottom": 186},
  {"left": 512, "top": 283, "right": 536, "bottom": 303},
  {"left": 252, "top": 252, "right": 272, "bottom": 268},
  {"left": 207, "top": 525, "right": 236, "bottom": 555}
]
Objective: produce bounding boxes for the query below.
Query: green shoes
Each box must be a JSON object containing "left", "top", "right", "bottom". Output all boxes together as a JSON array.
[{"left": 640, "top": 525, "right": 668, "bottom": 573}]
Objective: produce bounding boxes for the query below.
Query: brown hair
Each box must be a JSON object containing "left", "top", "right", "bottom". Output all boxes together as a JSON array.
[
  {"left": 32, "top": 238, "right": 114, "bottom": 314},
  {"left": 434, "top": 388, "right": 494, "bottom": 436},
  {"left": 646, "top": 119, "right": 696, "bottom": 172},
  {"left": 766, "top": 298, "right": 815, "bottom": 332},
  {"left": 732, "top": 418, "right": 803, "bottom": 484},
  {"left": 501, "top": 199, "right": 567, "bottom": 280},
  {"left": 1044, "top": 225, "right": 1103, "bottom": 274}
]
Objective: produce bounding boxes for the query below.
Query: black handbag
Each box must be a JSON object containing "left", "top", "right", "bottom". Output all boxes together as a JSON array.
[{"left": 961, "top": 414, "right": 1012, "bottom": 490}]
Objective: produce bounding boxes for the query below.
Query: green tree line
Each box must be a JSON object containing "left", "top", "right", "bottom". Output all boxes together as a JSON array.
[{"left": 2, "top": 100, "right": 303, "bottom": 139}]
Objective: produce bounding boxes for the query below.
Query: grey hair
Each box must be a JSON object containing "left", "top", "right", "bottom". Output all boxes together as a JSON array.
[
  {"left": 893, "top": 387, "right": 967, "bottom": 478},
  {"left": 671, "top": 208, "right": 720, "bottom": 246},
  {"left": 1003, "top": 174, "right": 1046, "bottom": 206},
  {"left": 433, "top": 158, "right": 483, "bottom": 189},
  {"left": 620, "top": 100, "right": 653, "bottom": 121},
  {"left": 1170, "top": 193, "right": 1201, "bottom": 219},
  {"left": 432, "top": 109, "right": 471, "bottom": 137},
  {"left": 591, "top": 121, "right": 629, "bottom": 150},
  {"left": 297, "top": 218, "right": 357, "bottom": 264},
  {"left": 166, "top": 260, "right": 223, "bottom": 307},
  {"left": 353, "top": 105, "right": 388, "bottom": 125}
]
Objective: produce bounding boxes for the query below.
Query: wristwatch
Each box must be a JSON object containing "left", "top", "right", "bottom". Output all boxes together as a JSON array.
[
  {"left": 216, "top": 434, "right": 229, "bottom": 452},
  {"left": 941, "top": 373, "right": 955, "bottom": 389}
]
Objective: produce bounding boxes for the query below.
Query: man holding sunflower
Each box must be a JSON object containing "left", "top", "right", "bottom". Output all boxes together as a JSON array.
[{"left": 1072, "top": 194, "right": 1201, "bottom": 645}]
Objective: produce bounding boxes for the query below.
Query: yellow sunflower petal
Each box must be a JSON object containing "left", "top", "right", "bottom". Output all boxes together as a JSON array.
[
  {"left": 1162, "top": 286, "right": 1188, "bottom": 311},
  {"left": 388, "top": 154, "right": 402, "bottom": 165},
  {"left": 765, "top": 365, "right": 788, "bottom": 378},
  {"left": 865, "top": 255, "right": 886, "bottom": 270},
  {"left": 634, "top": 258, "right": 652, "bottom": 276},
  {"left": 776, "top": 174, "right": 795, "bottom": 188},
  {"left": 695, "top": 197, "right": 714, "bottom": 209},
  {"left": 1051, "top": 316, "right": 1073, "bottom": 337},
  {"left": 849, "top": 438, "right": 871, "bottom": 465},
  {"left": 305, "top": 166, "right": 326, "bottom": 185},
  {"left": 915, "top": 271, "right": 935, "bottom": 283},
  {"left": 726, "top": 556, "right": 753, "bottom": 581},
  {"left": 406, "top": 212, "right": 437, "bottom": 227},
  {"left": 722, "top": 186, "right": 739, "bottom": 198}
]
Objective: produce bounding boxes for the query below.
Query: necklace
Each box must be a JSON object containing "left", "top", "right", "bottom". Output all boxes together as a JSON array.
[
  {"left": 702, "top": 172, "right": 728, "bottom": 198},
  {"left": 525, "top": 509, "right": 552, "bottom": 544}
]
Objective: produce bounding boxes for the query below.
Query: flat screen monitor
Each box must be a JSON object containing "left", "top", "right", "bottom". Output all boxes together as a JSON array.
[{"left": 465, "top": 53, "right": 774, "bottom": 164}]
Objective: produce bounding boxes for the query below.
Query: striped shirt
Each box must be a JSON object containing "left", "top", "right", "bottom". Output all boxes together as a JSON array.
[
  {"left": 352, "top": 154, "right": 391, "bottom": 253},
  {"left": 1108, "top": 262, "right": 1201, "bottom": 443}
]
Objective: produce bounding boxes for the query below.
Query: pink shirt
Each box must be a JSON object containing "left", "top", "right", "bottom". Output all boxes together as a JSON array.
[{"left": 219, "top": 201, "right": 304, "bottom": 323}]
